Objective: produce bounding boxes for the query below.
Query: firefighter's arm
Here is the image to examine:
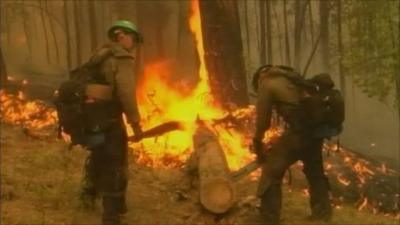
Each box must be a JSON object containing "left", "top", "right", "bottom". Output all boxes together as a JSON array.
[
  {"left": 113, "top": 57, "right": 142, "bottom": 135},
  {"left": 253, "top": 82, "right": 273, "bottom": 161}
]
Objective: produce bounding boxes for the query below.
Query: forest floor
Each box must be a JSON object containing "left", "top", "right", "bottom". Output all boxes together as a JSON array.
[{"left": 1, "top": 123, "right": 399, "bottom": 225}]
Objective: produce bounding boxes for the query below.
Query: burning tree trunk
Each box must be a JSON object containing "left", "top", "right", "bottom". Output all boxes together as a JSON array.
[
  {"left": 199, "top": 0, "right": 249, "bottom": 108},
  {"left": 188, "top": 122, "right": 235, "bottom": 214}
]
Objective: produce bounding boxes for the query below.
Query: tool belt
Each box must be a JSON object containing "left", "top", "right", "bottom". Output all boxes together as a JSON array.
[
  {"left": 86, "top": 84, "right": 113, "bottom": 101},
  {"left": 83, "top": 84, "right": 122, "bottom": 133}
]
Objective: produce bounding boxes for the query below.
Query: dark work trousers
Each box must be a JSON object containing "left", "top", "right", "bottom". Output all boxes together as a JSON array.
[
  {"left": 84, "top": 120, "right": 129, "bottom": 225},
  {"left": 258, "top": 130, "right": 331, "bottom": 225}
]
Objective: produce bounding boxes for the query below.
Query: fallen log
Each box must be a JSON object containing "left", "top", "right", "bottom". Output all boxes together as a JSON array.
[{"left": 191, "top": 122, "right": 235, "bottom": 214}]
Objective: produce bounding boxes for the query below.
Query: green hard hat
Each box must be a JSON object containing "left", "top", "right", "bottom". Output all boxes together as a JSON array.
[{"left": 108, "top": 20, "right": 143, "bottom": 42}]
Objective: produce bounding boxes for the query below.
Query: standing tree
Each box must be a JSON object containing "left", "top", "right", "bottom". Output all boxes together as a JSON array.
[
  {"left": 337, "top": 0, "right": 346, "bottom": 96},
  {"left": 63, "top": 0, "right": 72, "bottom": 70},
  {"left": 0, "top": 46, "right": 7, "bottom": 88},
  {"left": 88, "top": 0, "right": 98, "bottom": 52},
  {"left": 259, "top": 0, "right": 266, "bottom": 65},
  {"left": 39, "top": 0, "right": 51, "bottom": 63},
  {"left": 73, "top": 0, "right": 81, "bottom": 65},
  {"left": 266, "top": 0, "right": 273, "bottom": 64},
  {"left": 199, "top": 0, "right": 248, "bottom": 107},
  {"left": 45, "top": 0, "right": 60, "bottom": 64},
  {"left": 320, "top": 0, "right": 330, "bottom": 73},
  {"left": 21, "top": 2, "right": 33, "bottom": 61},
  {"left": 283, "top": 0, "right": 291, "bottom": 66},
  {"left": 294, "top": 0, "right": 308, "bottom": 71}
]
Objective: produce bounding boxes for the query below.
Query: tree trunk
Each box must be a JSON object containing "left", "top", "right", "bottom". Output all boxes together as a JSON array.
[
  {"left": 243, "top": 1, "right": 251, "bottom": 58},
  {"left": 0, "top": 46, "right": 7, "bottom": 88},
  {"left": 189, "top": 123, "right": 235, "bottom": 214},
  {"left": 294, "top": 0, "right": 308, "bottom": 71},
  {"left": 22, "top": 3, "right": 32, "bottom": 61},
  {"left": 39, "top": 0, "right": 51, "bottom": 63},
  {"left": 337, "top": 0, "right": 346, "bottom": 97},
  {"left": 283, "top": 0, "right": 291, "bottom": 66},
  {"left": 88, "top": 0, "right": 98, "bottom": 52},
  {"left": 5, "top": 7, "right": 11, "bottom": 49},
  {"left": 308, "top": 1, "right": 315, "bottom": 44},
  {"left": 45, "top": 0, "right": 60, "bottom": 64},
  {"left": 199, "top": 0, "right": 249, "bottom": 107},
  {"left": 259, "top": 0, "right": 266, "bottom": 65},
  {"left": 396, "top": 0, "right": 400, "bottom": 138},
  {"left": 273, "top": 3, "right": 284, "bottom": 64},
  {"left": 73, "top": 0, "right": 82, "bottom": 65},
  {"left": 266, "top": 0, "right": 273, "bottom": 64},
  {"left": 63, "top": 0, "right": 72, "bottom": 70},
  {"left": 320, "top": 0, "right": 330, "bottom": 73}
]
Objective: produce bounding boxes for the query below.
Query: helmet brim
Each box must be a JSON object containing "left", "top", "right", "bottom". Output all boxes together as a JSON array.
[{"left": 108, "top": 26, "right": 143, "bottom": 43}]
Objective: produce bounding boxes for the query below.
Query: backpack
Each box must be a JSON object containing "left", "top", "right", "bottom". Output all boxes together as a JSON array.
[
  {"left": 253, "top": 65, "right": 345, "bottom": 138},
  {"left": 54, "top": 50, "right": 113, "bottom": 147},
  {"left": 298, "top": 73, "right": 345, "bottom": 138}
]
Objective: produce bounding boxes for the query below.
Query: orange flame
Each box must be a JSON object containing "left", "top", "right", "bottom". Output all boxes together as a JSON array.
[
  {"left": 0, "top": 90, "right": 57, "bottom": 129},
  {"left": 127, "top": 0, "right": 253, "bottom": 170}
]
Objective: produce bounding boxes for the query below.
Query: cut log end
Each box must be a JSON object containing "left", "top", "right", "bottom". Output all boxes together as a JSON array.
[{"left": 200, "top": 177, "right": 235, "bottom": 214}]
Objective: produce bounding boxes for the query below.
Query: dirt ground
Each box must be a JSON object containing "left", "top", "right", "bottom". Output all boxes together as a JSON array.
[{"left": 1, "top": 124, "right": 399, "bottom": 225}]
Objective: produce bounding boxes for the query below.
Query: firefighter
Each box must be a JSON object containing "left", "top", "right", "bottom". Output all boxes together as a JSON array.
[
  {"left": 252, "top": 65, "right": 332, "bottom": 225},
  {"left": 80, "top": 20, "right": 143, "bottom": 225}
]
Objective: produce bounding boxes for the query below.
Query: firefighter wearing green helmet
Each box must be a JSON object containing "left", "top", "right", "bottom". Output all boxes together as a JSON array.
[{"left": 78, "top": 20, "right": 144, "bottom": 225}]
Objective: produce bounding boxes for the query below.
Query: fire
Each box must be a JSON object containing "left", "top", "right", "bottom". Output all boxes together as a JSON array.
[
  {"left": 0, "top": 90, "right": 57, "bottom": 130},
  {"left": 127, "top": 0, "right": 253, "bottom": 170}
]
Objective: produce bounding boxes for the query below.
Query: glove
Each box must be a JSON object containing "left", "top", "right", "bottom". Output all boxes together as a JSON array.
[
  {"left": 252, "top": 138, "right": 266, "bottom": 163},
  {"left": 131, "top": 122, "right": 143, "bottom": 141}
]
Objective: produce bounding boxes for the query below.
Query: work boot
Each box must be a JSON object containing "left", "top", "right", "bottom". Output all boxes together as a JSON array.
[
  {"left": 102, "top": 196, "right": 128, "bottom": 225},
  {"left": 79, "top": 185, "right": 98, "bottom": 210},
  {"left": 307, "top": 203, "right": 332, "bottom": 223},
  {"left": 102, "top": 213, "right": 127, "bottom": 225},
  {"left": 260, "top": 184, "right": 282, "bottom": 225}
]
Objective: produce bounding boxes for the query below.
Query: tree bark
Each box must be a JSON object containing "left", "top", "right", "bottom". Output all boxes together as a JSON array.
[
  {"left": 283, "top": 0, "right": 291, "bottom": 66},
  {"left": 45, "top": 0, "right": 60, "bottom": 64},
  {"left": 39, "top": 0, "right": 51, "bottom": 63},
  {"left": 266, "top": 0, "right": 273, "bottom": 64},
  {"left": 63, "top": 0, "right": 72, "bottom": 70},
  {"left": 199, "top": 0, "right": 249, "bottom": 107},
  {"left": 88, "top": 0, "right": 98, "bottom": 52},
  {"left": 189, "top": 123, "right": 235, "bottom": 214},
  {"left": 320, "top": 0, "right": 330, "bottom": 73}
]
